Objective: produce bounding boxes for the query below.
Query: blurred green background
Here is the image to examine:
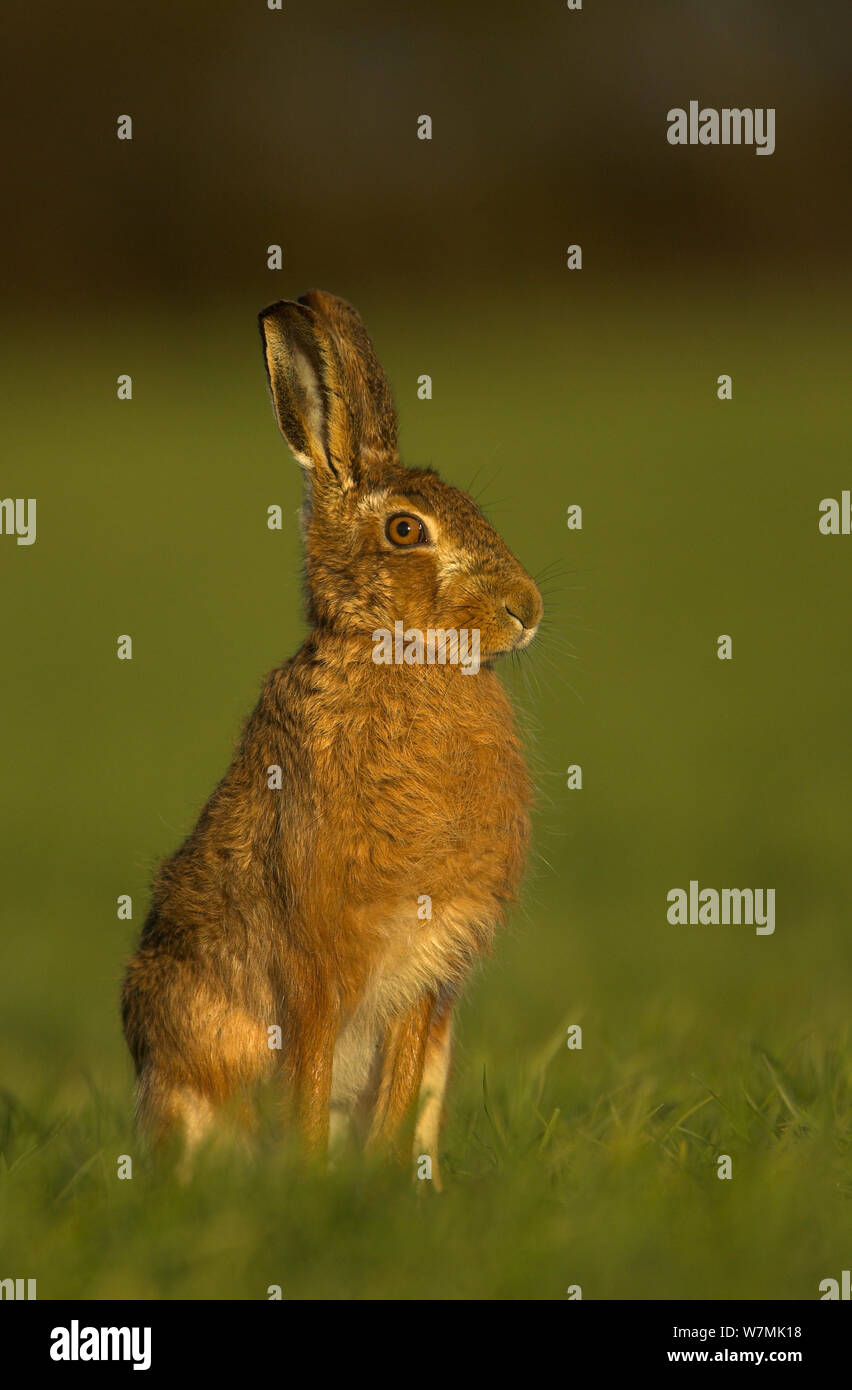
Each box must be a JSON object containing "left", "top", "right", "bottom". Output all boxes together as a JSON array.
[{"left": 2, "top": 1, "right": 851, "bottom": 1299}]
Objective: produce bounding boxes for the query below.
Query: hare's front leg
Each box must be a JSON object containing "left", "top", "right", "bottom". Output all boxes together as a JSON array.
[
  {"left": 285, "top": 997, "right": 340, "bottom": 1157},
  {"left": 368, "top": 994, "right": 446, "bottom": 1176},
  {"left": 413, "top": 1000, "right": 453, "bottom": 1192}
]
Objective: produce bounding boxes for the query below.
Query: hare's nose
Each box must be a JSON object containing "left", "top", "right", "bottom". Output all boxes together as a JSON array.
[{"left": 504, "top": 582, "right": 543, "bottom": 633}]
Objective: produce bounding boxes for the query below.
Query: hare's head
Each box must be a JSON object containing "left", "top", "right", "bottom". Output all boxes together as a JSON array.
[{"left": 259, "top": 291, "right": 542, "bottom": 662}]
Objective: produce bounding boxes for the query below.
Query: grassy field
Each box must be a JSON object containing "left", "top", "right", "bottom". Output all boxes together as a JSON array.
[{"left": 2, "top": 279, "right": 851, "bottom": 1298}]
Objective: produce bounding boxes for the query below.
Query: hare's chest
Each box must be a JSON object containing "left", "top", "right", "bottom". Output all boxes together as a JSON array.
[
  {"left": 364, "top": 693, "right": 530, "bottom": 870},
  {"left": 317, "top": 674, "right": 531, "bottom": 953},
  {"left": 338, "top": 894, "right": 496, "bottom": 1017},
  {"left": 373, "top": 896, "right": 495, "bottom": 1010}
]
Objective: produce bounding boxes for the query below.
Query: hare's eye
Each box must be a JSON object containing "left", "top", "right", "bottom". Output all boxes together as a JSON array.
[{"left": 386, "top": 513, "right": 427, "bottom": 547}]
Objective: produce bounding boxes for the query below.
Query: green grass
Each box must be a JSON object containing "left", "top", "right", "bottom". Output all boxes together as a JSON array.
[
  {"left": 2, "top": 1010, "right": 850, "bottom": 1298},
  {"left": 2, "top": 279, "right": 851, "bottom": 1298}
]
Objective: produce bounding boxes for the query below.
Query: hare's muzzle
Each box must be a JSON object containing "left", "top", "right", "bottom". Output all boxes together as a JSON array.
[{"left": 503, "top": 580, "right": 543, "bottom": 650}]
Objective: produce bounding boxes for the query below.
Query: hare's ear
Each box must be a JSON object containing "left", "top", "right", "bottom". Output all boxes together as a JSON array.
[
  {"left": 259, "top": 299, "right": 353, "bottom": 485},
  {"left": 260, "top": 294, "right": 398, "bottom": 486},
  {"left": 298, "top": 290, "right": 399, "bottom": 474},
  {"left": 260, "top": 293, "right": 399, "bottom": 486}
]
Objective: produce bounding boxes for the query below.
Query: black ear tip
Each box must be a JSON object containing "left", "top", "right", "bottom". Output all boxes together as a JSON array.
[
  {"left": 258, "top": 299, "right": 288, "bottom": 325},
  {"left": 258, "top": 298, "right": 319, "bottom": 336}
]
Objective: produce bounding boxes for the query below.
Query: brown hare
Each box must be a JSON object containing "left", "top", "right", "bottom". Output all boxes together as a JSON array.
[{"left": 121, "top": 290, "right": 542, "bottom": 1188}]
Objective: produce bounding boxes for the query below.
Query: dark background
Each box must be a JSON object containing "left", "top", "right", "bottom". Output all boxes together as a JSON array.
[{"left": 6, "top": 1, "right": 852, "bottom": 304}]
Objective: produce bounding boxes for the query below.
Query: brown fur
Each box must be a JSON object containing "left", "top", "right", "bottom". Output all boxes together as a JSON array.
[{"left": 121, "top": 290, "right": 542, "bottom": 1177}]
